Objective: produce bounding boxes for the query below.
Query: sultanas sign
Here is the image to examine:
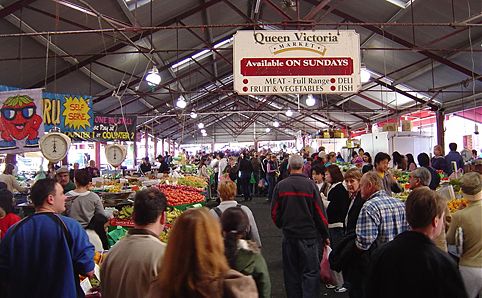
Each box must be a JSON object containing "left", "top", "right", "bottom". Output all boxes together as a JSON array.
[{"left": 233, "top": 30, "right": 361, "bottom": 95}]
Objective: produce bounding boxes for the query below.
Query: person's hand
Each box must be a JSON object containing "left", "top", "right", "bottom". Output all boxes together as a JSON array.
[
  {"left": 84, "top": 270, "right": 94, "bottom": 278},
  {"left": 324, "top": 238, "right": 331, "bottom": 246}
]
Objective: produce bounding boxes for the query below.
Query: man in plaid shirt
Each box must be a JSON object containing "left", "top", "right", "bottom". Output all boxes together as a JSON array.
[{"left": 356, "top": 171, "right": 408, "bottom": 251}]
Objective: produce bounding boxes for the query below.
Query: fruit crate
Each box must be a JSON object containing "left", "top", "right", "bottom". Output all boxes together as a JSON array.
[
  {"left": 101, "top": 191, "right": 133, "bottom": 207},
  {"left": 171, "top": 201, "right": 206, "bottom": 211}
]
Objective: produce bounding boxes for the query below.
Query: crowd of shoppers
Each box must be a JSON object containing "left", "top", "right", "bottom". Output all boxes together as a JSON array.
[{"left": 0, "top": 142, "right": 480, "bottom": 298}]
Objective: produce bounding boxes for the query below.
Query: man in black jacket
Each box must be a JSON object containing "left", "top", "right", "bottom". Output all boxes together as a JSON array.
[
  {"left": 366, "top": 187, "right": 468, "bottom": 298},
  {"left": 271, "top": 154, "right": 330, "bottom": 298}
]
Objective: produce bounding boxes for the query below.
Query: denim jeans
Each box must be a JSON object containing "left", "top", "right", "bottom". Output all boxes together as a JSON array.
[
  {"left": 267, "top": 175, "right": 276, "bottom": 201},
  {"left": 282, "top": 237, "right": 321, "bottom": 298}
]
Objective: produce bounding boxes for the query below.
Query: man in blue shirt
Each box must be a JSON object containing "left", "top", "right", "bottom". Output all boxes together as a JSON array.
[
  {"left": 0, "top": 178, "right": 94, "bottom": 298},
  {"left": 445, "top": 142, "right": 464, "bottom": 175}
]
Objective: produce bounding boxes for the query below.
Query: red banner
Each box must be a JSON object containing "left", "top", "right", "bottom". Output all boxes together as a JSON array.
[{"left": 240, "top": 57, "right": 353, "bottom": 76}]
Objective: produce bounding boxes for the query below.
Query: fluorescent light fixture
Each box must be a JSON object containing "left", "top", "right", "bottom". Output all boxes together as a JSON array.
[
  {"left": 176, "top": 97, "right": 187, "bottom": 109},
  {"left": 286, "top": 109, "right": 293, "bottom": 117},
  {"left": 171, "top": 37, "right": 234, "bottom": 70},
  {"left": 198, "top": 123, "right": 205, "bottom": 129},
  {"left": 305, "top": 94, "right": 316, "bottom": 107},
  {"left": 145, "top": 66, "right": 161, "bottom": 86},
  {"left": 190, "top": 112, "right": 197, "bottom": 119},
  {"left": 360, "top": 65, "right": 371, "bottom": 83},
  {"left": 265, "top": 128, "right": 271, "bottom": 133},
  {"left": 385, "top": 0, "right": 414, "bottom": 9},
  {"left": 273, "top": 121, "right": 280, "bottom": 128}
]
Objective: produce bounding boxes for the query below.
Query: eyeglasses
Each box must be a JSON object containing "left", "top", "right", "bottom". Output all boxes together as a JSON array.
[{"left": 1, "top": 106, "right": 36, "bottom": 120}]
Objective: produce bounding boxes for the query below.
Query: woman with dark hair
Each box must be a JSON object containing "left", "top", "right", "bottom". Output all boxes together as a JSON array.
[
  {"left": 221, "top": 207, "right": 271, "bottom": 298},
  {"left": 86, "top": 213, "right": 109, "bottom": 251},
  {"left": 324, "top": 165, "right": 350, "bottom": 292},
  {"left": 325, "top": 165, "right": 350, "bottom": 246},
  {"left": 362, "top": 152, "right": 372, "bottom": 165},
  {"left": 406, "top": 154, "right": 417, "bottom": 171},
  {"left": 65, "top": 168, "right": 106, "bottom": 227},
  {"left": 0, "top": 189, "right": 20, "bottom": 239},
  {"left": 392, "top": 151, "right": 407, "bottom": 170}
]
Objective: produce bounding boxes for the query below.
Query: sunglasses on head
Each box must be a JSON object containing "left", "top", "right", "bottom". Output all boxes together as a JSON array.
[{"left": 1, "top": 106, "right": 36, "bottom": 120}]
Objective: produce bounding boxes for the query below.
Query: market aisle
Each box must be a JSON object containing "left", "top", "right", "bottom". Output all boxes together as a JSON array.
[{"left": 241, "top": 197, "right": 349, "bottom": 298}]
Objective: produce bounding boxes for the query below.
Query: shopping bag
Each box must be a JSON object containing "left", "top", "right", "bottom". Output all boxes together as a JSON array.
[
  {"left": 320, "top": 245, "right": 336, "bottom": 284},
  {"left": 249, "top": 173, "right": 256, "bottom": 184},
  {"left": 258, "top": 179, "right": 265, "bottom": 188}
]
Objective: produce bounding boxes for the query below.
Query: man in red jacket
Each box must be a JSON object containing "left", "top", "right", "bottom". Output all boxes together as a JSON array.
[{"left": 271, "top": 154, "right": 330, "bottom": 298}]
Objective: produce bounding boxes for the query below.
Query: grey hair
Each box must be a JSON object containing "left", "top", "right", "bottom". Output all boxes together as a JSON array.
[
  {"left": 288, "top": 154, "right": 304, "bottom": 170},
  {"left": 362, "top": 171, "right": 383, "bottom": 190},
  {"left": 411, "top": 167, "right": 431, "bottom": 186}
]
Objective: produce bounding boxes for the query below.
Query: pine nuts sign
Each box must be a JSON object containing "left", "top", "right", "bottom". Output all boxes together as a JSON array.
[{"left": 233, "top": 30, "right": 361, "bottom": 95}]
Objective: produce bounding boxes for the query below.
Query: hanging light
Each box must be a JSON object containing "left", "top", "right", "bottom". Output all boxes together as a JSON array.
[
  {"left": 273, "top": 121, "right": 280, "bottom": 128},
  {"left": 305, "top": 94, "right": 316, "bottom": 107},
  {"left": 202, "top": 132, "right": 207, "bottom": 137},
  {"left": 176, "top": 97, "right": 187, "bottom": 109},
  {"left": 198, "top": 123, "right": 204, "bottom": 129},
  {"left": 265, "top": 128, "right": 271, "bottom": 133},
  {"left": 145, "top": 66, "right": 161, "bottom": 86},
  {"left": 190, "top": 112, "right": 197, "bottom": 119},
  {"left": 286, "top": 109, "right": 293, "bottom": 117},
  {"left": 201, "top": 129, "right": 206, "bottom": 134},
  {"left": 360, "top": 64, "right": 371, "bottom": 83}
]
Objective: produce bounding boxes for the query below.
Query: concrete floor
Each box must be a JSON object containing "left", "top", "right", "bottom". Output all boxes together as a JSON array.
[{"left": 238, "top": 197, "right": 350, "bottom": 298}]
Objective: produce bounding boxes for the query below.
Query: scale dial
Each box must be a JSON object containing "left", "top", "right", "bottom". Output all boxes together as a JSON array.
[
  {"left": 39, "top": 132, "right": 71, "bottom": 163},
  {"left": 105, "top": 144, "right": 127, "bottom": 167}
]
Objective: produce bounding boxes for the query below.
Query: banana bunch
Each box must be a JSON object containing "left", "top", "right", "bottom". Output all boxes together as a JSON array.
[
  {"left": 159, "top": 230, "right": 169, "bottom": 243},
  {"left": 118, "top": 206, "right": 134, "bottom": 219},
  {"left": 166, "top": 208, "right": 183, "bottom": 224}
]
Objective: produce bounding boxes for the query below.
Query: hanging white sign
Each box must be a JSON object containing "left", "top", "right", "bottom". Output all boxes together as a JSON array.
[{"left": 233, "top": 30, "right": 361, "bottom": 95}]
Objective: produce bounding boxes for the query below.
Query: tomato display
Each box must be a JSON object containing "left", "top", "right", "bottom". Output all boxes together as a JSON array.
[{"left": 156, "top": 184, "right": 205, "bottom": 206}]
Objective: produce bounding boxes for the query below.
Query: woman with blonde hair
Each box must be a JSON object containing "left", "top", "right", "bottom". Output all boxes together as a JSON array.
[
  {"left": 210, "top": 179, "right": 262, "bottom": 247},
  {"left": 432, "top": 145, "right": 448, "bottom": 173},
  {"left": 147, "top": 208, "right": 258, "bottom": 298}
]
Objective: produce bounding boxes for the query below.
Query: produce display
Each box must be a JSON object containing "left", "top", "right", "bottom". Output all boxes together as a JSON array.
[
  {"left": 448, "top": 179, "right": 462, "bottom": 192},
  {"left": 177, "top": 176, "right": 208, "bottom": 189},
  {"left": 337, "top": 162, "right": 354, "bottom": 172},
  {"left": 117, "top": 205, "right": 133, "bottom": 219},
  {"left": 447, "top": 198, "right": 468, "bottom": 214},
  {"left": 393, "top": 170, "right": 409, "bottom": 185},
  {"left": 166, "top": 208, "right": 183, "bottom": 225},
  {"left": 156, "top": 184, "right": 205, "bottom": 206},
  {"left": 159, "top": 208, "right": 184, "bottom": 243}
]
